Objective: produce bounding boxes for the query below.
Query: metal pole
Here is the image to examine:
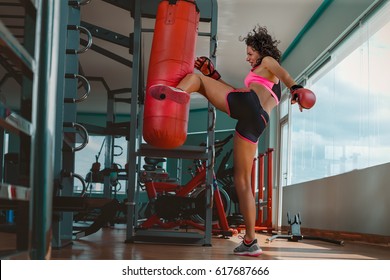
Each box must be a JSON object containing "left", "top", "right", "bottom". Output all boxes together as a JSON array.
[
  {"left": 126, "top": 0, "right": 142, "bottom": 242},
  {"left": 203, "top": 0, "right": 218, "bottom": 247},
  {"left": 266, "top": 148, "right": 274, "bottom": 231},
  {"left": 30, "top": 0, "right": 61, "bottom": 259},
  {"left": 51, "top": 0, "right": 70, "bottom": 249},
  {"left": 256, "top": 153, "right": 265, "bottom": 226}
]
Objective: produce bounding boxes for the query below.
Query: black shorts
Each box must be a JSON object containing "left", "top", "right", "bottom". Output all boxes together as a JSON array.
[{"left": 226, "top": 90, "right": 269, "bottom": 144}]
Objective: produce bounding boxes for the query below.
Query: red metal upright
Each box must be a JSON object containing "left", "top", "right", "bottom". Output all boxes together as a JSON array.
[
  {"left": 251, "top": 157, "right": 257, "bottom": 196},
  {"left": 265, "top": 148, "right": 274, "bottom": 231},
  {"left": 236, "top": 148, "right": 274, "bottom": 234},
  {"left": 256, "top": 153, "right": 265, "bottom": 226},
  {"left": 253, "top": 148, "right": 274, "bottom": 233}
]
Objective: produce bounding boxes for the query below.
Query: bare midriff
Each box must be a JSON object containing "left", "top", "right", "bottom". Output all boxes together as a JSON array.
[{"left": 237, "top": 83, "right": 278, "bottom": 115}]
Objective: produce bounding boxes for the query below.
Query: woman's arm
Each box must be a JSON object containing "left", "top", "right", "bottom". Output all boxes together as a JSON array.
[
  {"left": 262, "top": 56, "right": 316, "bottom": 111},
  {"left": 261, "top": 56, "right": 297, "bottom": 89}
]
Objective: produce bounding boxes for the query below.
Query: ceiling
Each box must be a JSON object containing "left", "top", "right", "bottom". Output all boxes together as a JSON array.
[{"left": 0, "top": 0, "right": 323, "bottom": 114}]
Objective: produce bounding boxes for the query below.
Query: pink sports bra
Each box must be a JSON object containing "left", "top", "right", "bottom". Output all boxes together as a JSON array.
[{"left": 244, "top": 70, "right": 280, "bottom": 104}]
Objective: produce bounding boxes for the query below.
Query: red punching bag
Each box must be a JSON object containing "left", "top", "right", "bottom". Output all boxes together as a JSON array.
[{"left": 143, "top": 0, "right": 199, "bottom": 149}]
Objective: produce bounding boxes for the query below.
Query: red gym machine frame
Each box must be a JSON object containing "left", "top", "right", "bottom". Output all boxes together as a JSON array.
[
  {"left": 255, "top": 148, "right": 274, "bottom": 232},
  {"left": 139, "top": 159, "right": 233, "bottom": 236},
  {"left": 235, "top": 148, "right": 274, "bottom": 233}
]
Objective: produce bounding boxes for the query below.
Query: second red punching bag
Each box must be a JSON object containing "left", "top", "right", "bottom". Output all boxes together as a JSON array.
[{"left": 143, "top": 0, "right": 199, "bottom": 149}]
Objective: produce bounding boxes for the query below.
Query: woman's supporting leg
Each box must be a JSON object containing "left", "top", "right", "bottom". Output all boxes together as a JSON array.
[
  {"left": 232, "top": 134, "right": 258, "bottom": 241},
  {"left": 177, "top": 73, "right": 233, "bottom": 114}
]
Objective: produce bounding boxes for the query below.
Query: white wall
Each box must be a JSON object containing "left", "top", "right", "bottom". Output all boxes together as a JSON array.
[{"left": 282, "top": 162, "right": 390, "bottom": 236}]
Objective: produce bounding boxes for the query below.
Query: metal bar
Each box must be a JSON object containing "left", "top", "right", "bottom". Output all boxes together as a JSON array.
[
  {"left": 126, "top": 0, "right": 141, "bottom": 242},
  {"left": 19, "top": 0, "right": 37, "bottom": 18},
  {"left": 17, "top": 0, "right": 36, "bottom": 255},
  {"left": 30, "top": 0, "right": 60, "bottom": 260},
  {"left": 61, "top": 7, "right": 83, "bottom": 244},
  {"left": 203, "top": 0, "right": 218, "bottom": 246},
  {"left": 51, "top": 0, "right": 71, "bottom": 250},
  {"left": 266, "top": 148, "right": 274, "bottom": 230},
  {"left": 0, "top": 21, "right": 34, "bottom": 77},
  {"left": 4, "top": 25, "right": 25, "bottom": 29},
  {"left": 0, "top": 102, "right": 33, "bottom": 136},
  {"left": 104, "top": 82, "right": 115, "bottom": 198},
  {"left": 256, "top": 153, "right": 265, "bottom": 226},
  {"left": 110, "top": 88, "right": 131, "bottom": 95},
  {"left": 0, "top": 55, "right": 23, "bottom": 85},
  {"left": 66, "top": 25, "right": 92, "bottom": 54},
  {"left": 139, "top": 144, "right": 207, "bottom": 160},
  {"left": 81, "top": 21, "right": 130, "bottom": 48},
  {"left": 0, "top": 15, "right": 25, "bottom": 19},
  {"left": 85, "top": 76, "right": 110, "bottom": 91},
  {"left": 251, "top": 158, "right": 256, "bottom": 195},
  {"left": 198, "top": 32, "right": 212, "bottom": 37},
  {"left": 104, "top": 0, "right": 214, "bottom": 21},
  {"left": 63, "top": 122, "right": 89, "bottom": 152},
  {"left": 0, "top": 128, "right": 4, "bottom": 183},
  {"left": 0, "top": 2, "right": 22, "bottom": 7},
  {"left": 64, "top": 73, "right": 91, "bottom": 103},
  {"left": 80, "top": 38, "right": 132, "bottom": 67},
  {"left": 103, "top": 0, "right": 131, "bottom": 11}
]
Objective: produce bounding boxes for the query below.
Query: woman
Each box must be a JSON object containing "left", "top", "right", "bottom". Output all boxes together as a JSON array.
[{"left": 149, "top": 25, "right": 313, "bottom": 257}]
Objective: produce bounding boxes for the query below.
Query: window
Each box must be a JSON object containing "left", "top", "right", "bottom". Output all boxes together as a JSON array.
[
  {"left": 287, "top": 2, "right": 390, "bottom": 185},
  {"left": 75, "top": 135, "right": 128, "bottom": 195}
]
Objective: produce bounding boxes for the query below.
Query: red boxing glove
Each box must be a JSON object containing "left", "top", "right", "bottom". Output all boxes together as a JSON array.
[
  {"left": 290, "top": 85, "right": 316, "bottom": 112},
  {"left": 194, "top": 56, "right": 221, "bottom": 80}
]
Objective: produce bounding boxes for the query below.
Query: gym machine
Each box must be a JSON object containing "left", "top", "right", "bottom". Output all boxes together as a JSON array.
[{"left": 267, "top": 212, "right": 344, "bottom": 245}]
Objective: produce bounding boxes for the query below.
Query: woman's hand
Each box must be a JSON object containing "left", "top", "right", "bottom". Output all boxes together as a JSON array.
[
  {"left": 194, "top": 56, "right": 221, "bottom": 80},
  {"left": 290, "top": 85, "right": 316, "bottom": 112}
]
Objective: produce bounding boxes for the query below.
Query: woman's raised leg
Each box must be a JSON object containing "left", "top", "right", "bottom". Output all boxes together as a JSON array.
[{"left": 177, "top": 73, "right": 233, "bottom": 114}]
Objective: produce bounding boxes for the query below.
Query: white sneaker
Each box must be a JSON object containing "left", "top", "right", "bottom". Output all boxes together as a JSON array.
[
  {"left": 233, "top": 238, "right": 263, "bottom": 257},
  {"left": 149, "top": 84, "right": 190, "bottom": 104}
]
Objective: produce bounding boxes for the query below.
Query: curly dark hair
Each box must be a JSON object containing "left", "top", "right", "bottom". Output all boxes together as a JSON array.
[{"left": 240, "top": 25, "right": 281, "bottom": 66}]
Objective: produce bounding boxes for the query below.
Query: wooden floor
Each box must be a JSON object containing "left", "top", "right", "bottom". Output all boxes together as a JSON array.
[{"left": 43, "top": 224, "right": 390, "bottom": 260}]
